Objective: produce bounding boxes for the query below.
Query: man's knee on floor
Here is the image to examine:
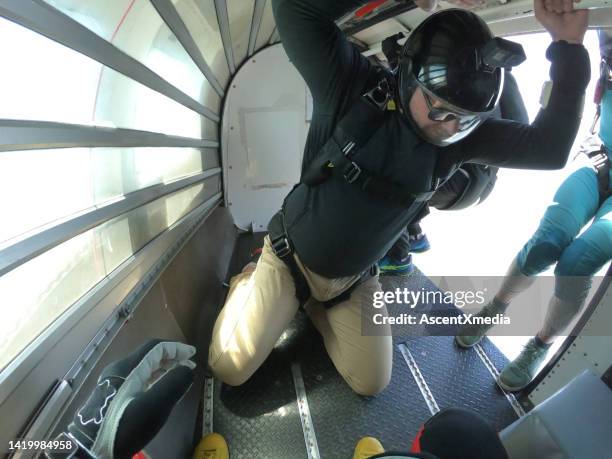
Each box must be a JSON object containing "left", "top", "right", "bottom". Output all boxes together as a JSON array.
[
  {"left": 348, "top": 376, "right": 390, "bottom": 396},
  {"left": 208, "top": 346, "right": 256, "bottom": 387},
  {"left": 209, "top": 358, "right": 254, "bottom": 387},
  {"left": 341, "top": 366, "right": 392, "bottom": 396}
]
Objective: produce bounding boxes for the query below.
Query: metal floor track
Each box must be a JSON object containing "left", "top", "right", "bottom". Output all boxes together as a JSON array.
[
  {"left": 212, "top": 341, "right": 308, "bottom": 458},
  {"left": 210, "top": 233, "right": 519, "bottom": 458},
  {"left": 298, "top": 313, "right": 432, "bottom": 457},
  {"left": 401, "top": 336, "right": 518, "bottom": 430}
]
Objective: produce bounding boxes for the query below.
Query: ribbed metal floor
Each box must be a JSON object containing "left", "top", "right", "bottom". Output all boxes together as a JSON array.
[
  {"left": 213, "top": 343, "right": 308, "bottom": 458},
  {"left": 401, "top": 336, "right": 518, "bottom": 431},
  {"left": 298, "top": 312, "right": 432, "bottom": 457},
  {"left": 209, "top": 233, "right": 518, "bottom": 458}
]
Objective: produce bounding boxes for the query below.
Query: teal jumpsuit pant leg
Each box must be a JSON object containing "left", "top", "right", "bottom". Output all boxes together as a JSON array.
[
  {"left": 554, "top": 192, "right": 612, "bottom": 302},
  {"left": 517, "top": 167, "right": 612, "bottom": 304}
]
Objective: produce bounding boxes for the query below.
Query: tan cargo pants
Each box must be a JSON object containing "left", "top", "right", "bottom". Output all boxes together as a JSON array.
[{"left": 208, "top": 236, "right": 392, "bottom": 395}]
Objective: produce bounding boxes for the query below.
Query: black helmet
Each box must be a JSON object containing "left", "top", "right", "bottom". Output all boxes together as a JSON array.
[{"left": 397, "top": 9, "right": 510, "bottom": 145}]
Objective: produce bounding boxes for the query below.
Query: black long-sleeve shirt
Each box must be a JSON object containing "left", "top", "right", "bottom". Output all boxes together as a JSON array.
[{"left": 272, "top": 0, "right": 591, "bottom": 278}]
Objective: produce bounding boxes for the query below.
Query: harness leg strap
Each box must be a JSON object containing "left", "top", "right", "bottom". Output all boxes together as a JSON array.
[
  {"left": 268, "top": 211, "right": 380, "bottom": 309},
  {"left": 268, "top": 211, "right": 311, "bottom": 305},
  {"left": 270, "top": 233, "right": 311, "bottom": 305}
]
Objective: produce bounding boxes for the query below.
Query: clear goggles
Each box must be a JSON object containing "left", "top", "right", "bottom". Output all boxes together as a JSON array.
[{"left": 419, "top": 84, "right": 493, "bottom": 145}]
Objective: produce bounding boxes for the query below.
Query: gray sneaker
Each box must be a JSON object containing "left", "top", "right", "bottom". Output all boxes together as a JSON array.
[
  {"left": 498, "top": 338, "right": 551, "bottom": 392},
  {"left": 455, "top": 300, "right": 505, "bottom": 348}
]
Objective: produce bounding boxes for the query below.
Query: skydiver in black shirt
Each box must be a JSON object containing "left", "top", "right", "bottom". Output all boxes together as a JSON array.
[{"left": 208, "top": 0, "right": 589, "bottom": 395}]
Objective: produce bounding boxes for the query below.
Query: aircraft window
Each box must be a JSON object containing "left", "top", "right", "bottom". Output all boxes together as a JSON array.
[
  {"left": 255, "top": 0, "right": 276, "bottom": 51},
  {"left": 44, "top": 0, "right": 222, "bottom": 112},
  {"left": 171, "top": 0, "right": 231, "bottom": 87},
  {"left": 0, "top": 147, "right": 218, "bottom": 245},
  {"left": 0, "top": 177, "right": 220, "bottom": 371},
  {"left": 227, "top": 0, "right": 257, "bottom": 65},
  {"left": 0, "top": 16, "right": 212, "bottom": 138},
  {"left": 0, "top": 16, "right": 99, "bottom": 126}
]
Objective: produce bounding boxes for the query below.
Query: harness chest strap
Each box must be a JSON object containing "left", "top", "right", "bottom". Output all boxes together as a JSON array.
[
  {"left": 302, "top": 72, "right": 437, "bottom": 206},
  {"left": 269, "top": 70, "right": 436, "bottom": 306}
]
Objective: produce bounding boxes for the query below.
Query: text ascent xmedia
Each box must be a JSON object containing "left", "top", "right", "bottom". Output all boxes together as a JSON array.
[
  {"left": 372, "top": 287, "right": 487, "bottom": 309},
  {"left": 371, "top": 313, "right": 510, "bottom": 326}
]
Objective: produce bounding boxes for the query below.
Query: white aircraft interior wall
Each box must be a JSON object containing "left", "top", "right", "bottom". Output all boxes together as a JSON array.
[{"left": 222, "top": 44, "right": 308, "bottom": 231}]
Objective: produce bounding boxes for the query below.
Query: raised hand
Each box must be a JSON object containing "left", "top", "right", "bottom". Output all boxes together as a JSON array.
[{"left": 535, "top": 0, "right": 588, "bottom": 44}]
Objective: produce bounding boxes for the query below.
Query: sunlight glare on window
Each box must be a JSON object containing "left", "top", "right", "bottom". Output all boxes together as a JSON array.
[
  {"left": 0, "top": 149, "right": 94, "bottom": 245},
  {"left": 0, "top": 17, "right": 100, "bottom": 124}
]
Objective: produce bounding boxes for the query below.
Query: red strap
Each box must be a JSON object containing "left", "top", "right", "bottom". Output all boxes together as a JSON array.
[
  {"left": 355, "top": 0, "right": 388, "bottom": 17},
  {"left": 410, "top": 425, "right": 425, "bottom": 453}
]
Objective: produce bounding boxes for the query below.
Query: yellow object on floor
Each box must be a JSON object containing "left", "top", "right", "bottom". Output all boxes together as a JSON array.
[
  {"left": 193, "top": 433, "right": 229, "bottom": 459},
  {"left": 353, "top": 436, "right": 385, "bottom": 459}
]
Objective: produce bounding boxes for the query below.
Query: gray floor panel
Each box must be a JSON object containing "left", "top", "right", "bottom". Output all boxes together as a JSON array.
[
  {"left": 403, "top": 335, "right": 518, "bottom": 431},
  {"left": 386, "top": 268, "right": 514, "bottom": 379},
  {"left": 213, "top": 346, "right": 308, "bottom": 459},
  {"left": 300, "top": 332, "right": 433, "bottom": 458}
]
